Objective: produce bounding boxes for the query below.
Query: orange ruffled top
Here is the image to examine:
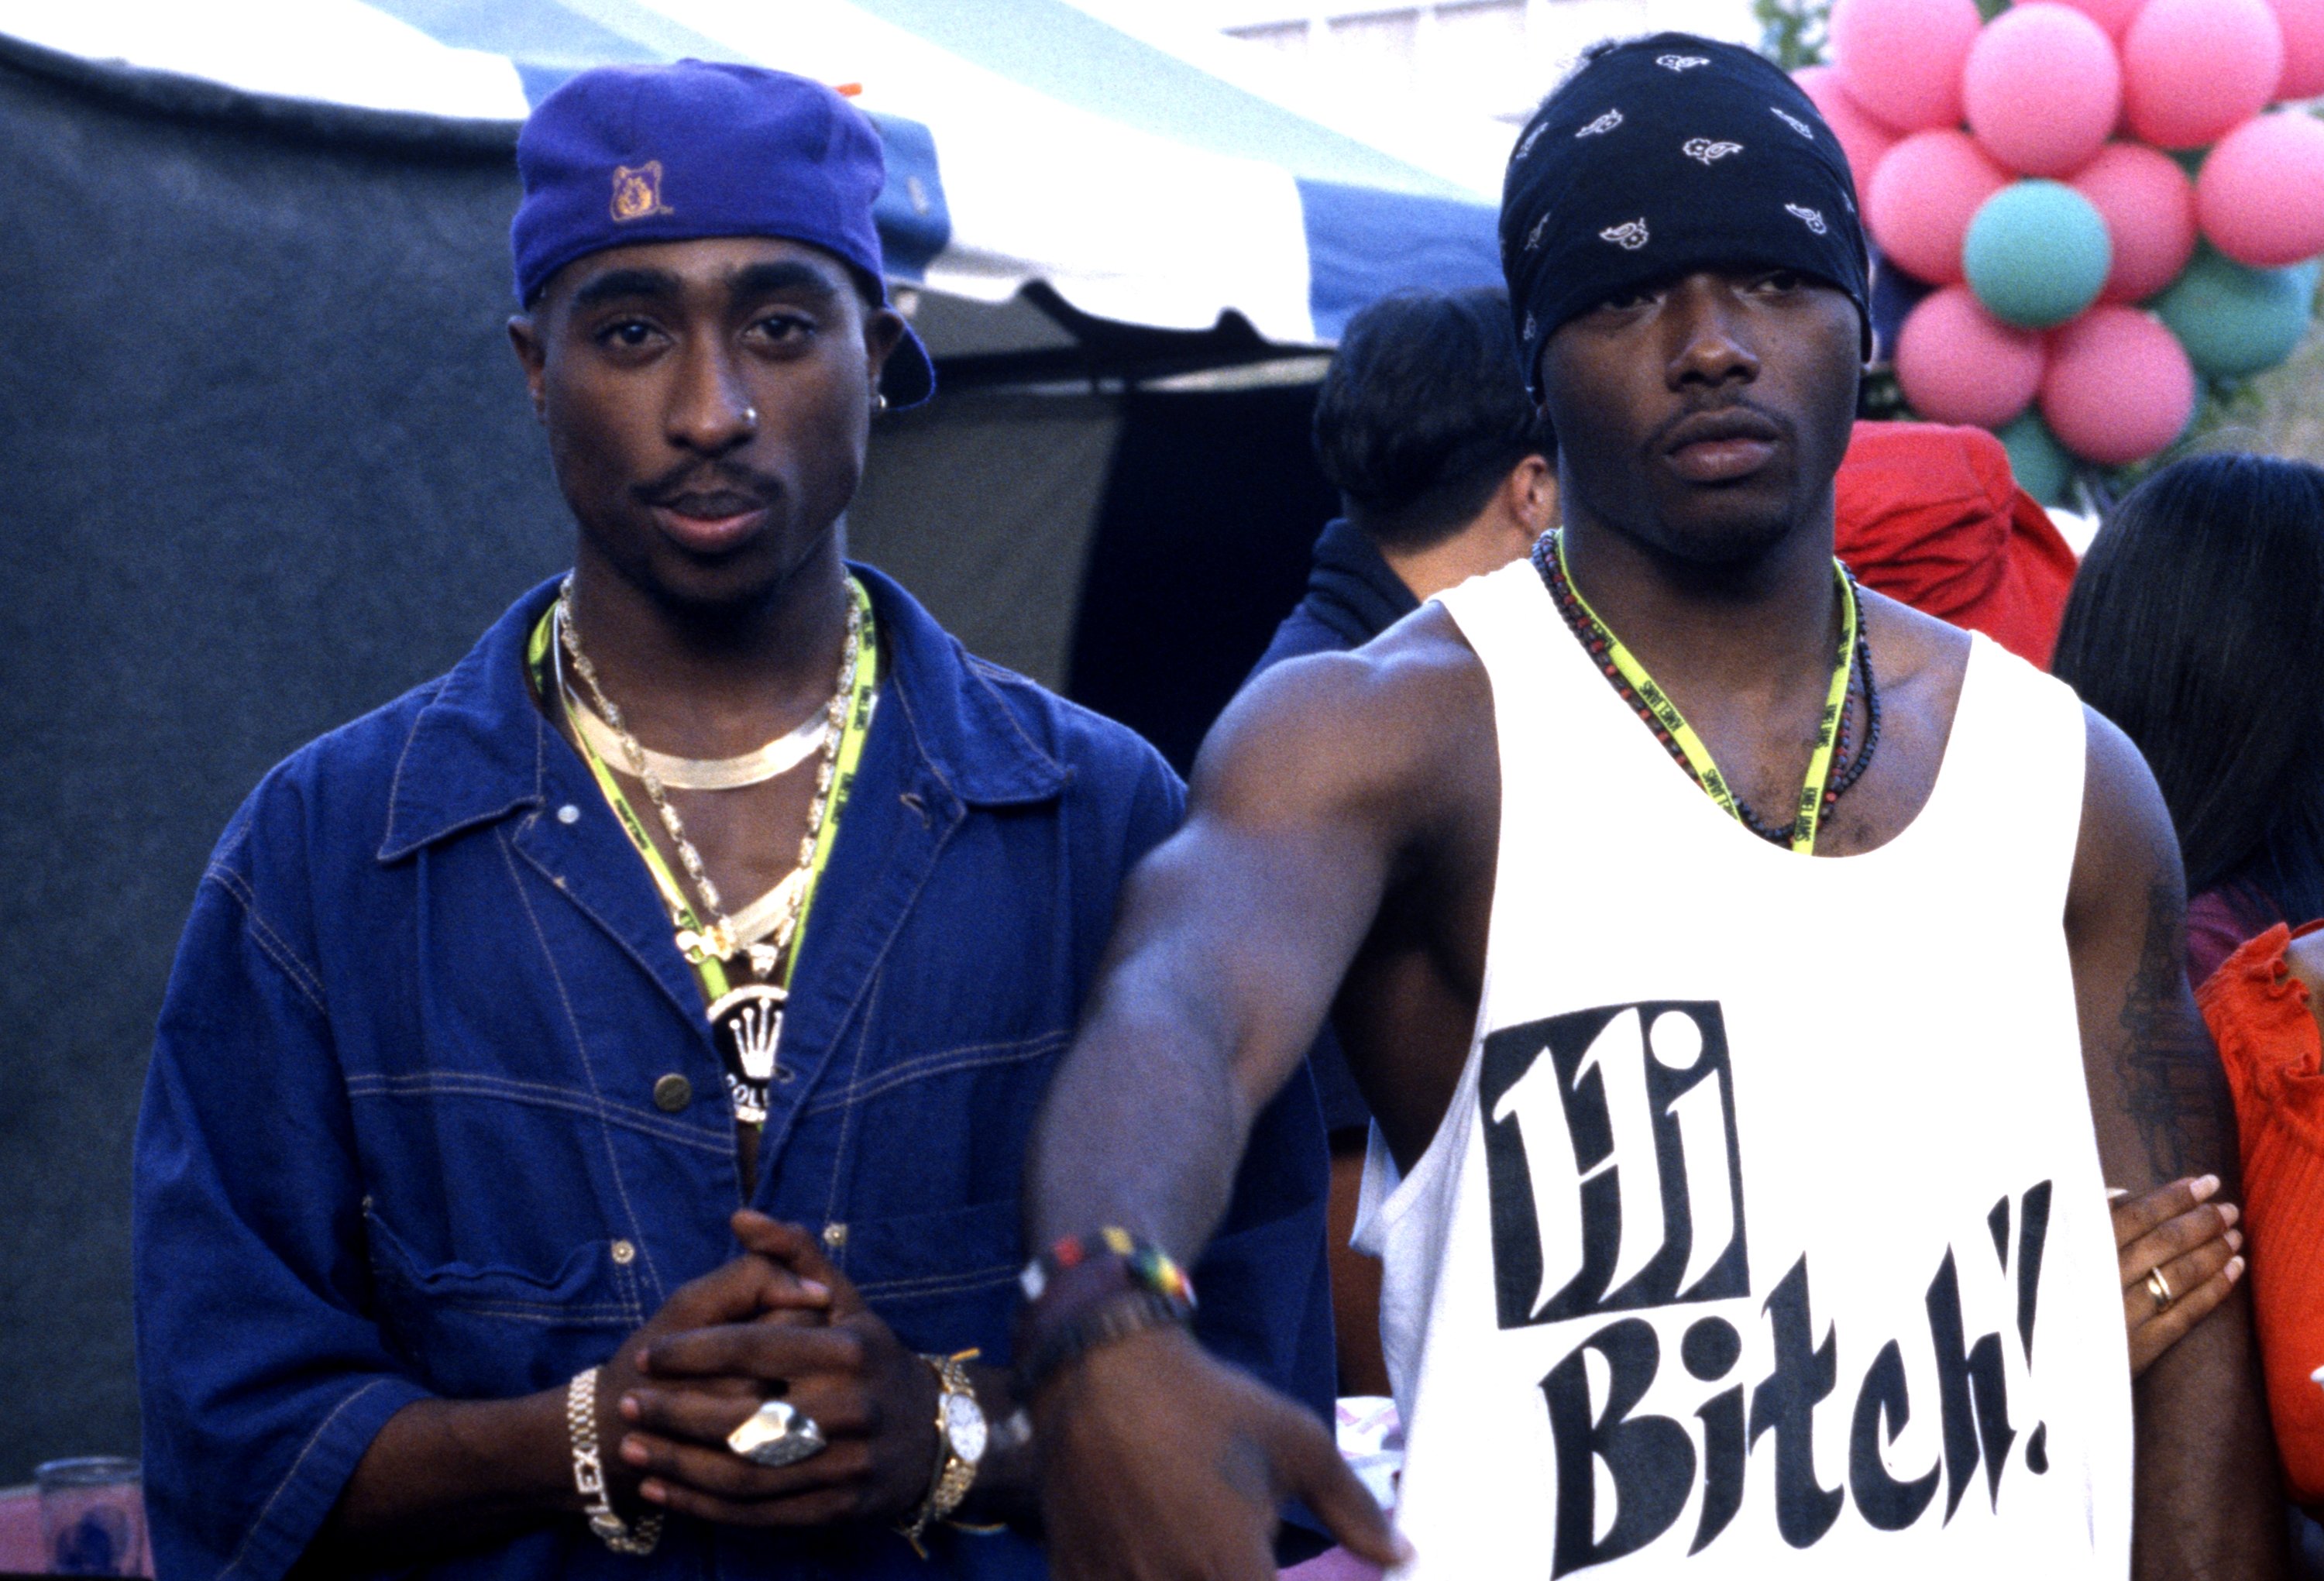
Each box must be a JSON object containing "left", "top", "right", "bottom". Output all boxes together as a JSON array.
[{"left": 2199, "top": 920, "right": 2324, "bottom": 1502}]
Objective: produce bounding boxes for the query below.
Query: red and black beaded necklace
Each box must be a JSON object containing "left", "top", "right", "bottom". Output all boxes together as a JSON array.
[{"left": 1531, "top": 531, "right": 1882, "bottom": 848}]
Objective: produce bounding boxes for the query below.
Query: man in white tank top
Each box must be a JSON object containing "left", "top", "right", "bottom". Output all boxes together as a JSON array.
[{"left": 1014, "top": 33, "right": 2281, "bottom": 1581}]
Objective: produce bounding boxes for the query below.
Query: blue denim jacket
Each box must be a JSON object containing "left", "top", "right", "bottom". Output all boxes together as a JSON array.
[{"left": 132, "top": 567, "right": 1332, "bottom": 1581}]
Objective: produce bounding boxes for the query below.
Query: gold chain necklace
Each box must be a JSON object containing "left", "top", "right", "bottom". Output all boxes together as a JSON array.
[{"left": 555, "top": 577, "right": 860, "bottom": 983}]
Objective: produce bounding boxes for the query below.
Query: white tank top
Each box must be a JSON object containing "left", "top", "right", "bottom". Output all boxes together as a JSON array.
[{"left": 1354, "top": 559, "right": 2130, "bottom": 1580}]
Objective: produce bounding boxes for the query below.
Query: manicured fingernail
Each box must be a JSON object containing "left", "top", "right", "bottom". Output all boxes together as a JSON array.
[
  {"left": 2227, "top": 1256, "right": 2247, "bottom": 1280},
  {"left": 2228, "top": 1228, "right": 2244, "bottom": 1252},
  {"left": 619, "top": 1394, "right": 641, "bottom": 1420},
  {"left": 802, "top": 1280, "right": 830, "bottom": 1299},
  {"left": 2194, "top": 1174, "right": 2222, "bottom": 1200},
  {"left": 640, "top": 1480, "right": 667, "bottom": 1504},
  {"left": 2221, "top": 1201, "right": 2240, "bottom": 1228},
  {"left": 2106, "top": 1187, "right": 2130, "bottom": 1200},
  {"left": 1394, "top": 1535, "right": 1418, "bottom": 1565},
  {"left": 621, "top": 1436, "right": 648, "bottom": 1465}
]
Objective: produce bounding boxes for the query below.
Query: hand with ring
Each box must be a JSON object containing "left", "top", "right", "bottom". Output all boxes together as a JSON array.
[
  {"left": 2112, "top": 1174, "right": 2245, "bottom": 1377},
  {"left": 614, "top": 1212, "right": 947, "bottom": 1528}
]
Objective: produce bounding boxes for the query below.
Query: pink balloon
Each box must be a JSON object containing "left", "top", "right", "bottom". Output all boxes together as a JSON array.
[
  {"left": 1868, "top": 131, "right": 2014, "bottom": 285},
  {"left": 2122, "top": 0, "right": 2284, "bottom": 150},
  {"left": 1896, "top": 287, "right": 2050, "bottom": 424},
  {"left": 2199, "top": 111, "right": 2324, "bottom": 267},
  {"left": 2040, "top": 306, "right": 2196, "bottom": 464},
  {"left": 1796, "top": 66, "right": 1900, "bottom": 201},
  {"left": 2265, "top": 0, "right": 2324, "bottom": 97},
  {"left": 1830, "top": 0, "right": 1982, "bottom": 132},
  {"left": 2056, "top": 0, "right": 2147, "bottom": 39},
  {"left": 1965, "top": 5, "right": 2123, "bottom": 176},
  {"left": 2070, "top": 143, "right": 2199, "bottom": 301}
]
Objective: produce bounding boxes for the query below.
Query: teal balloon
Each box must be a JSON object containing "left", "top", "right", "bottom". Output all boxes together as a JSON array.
[
  {"left": 1964, "top": 180, "right": 2113, "bottom": 329},
  {"left": 2155, "top": 248, "right": 2320, "bottom": 377},
  {"left": 1998, "top": 411, "right": 2074, "bottom": 505}
]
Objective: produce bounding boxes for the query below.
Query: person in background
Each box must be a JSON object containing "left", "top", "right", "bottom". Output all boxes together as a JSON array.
[
  {"left": 1833, "top": 418, "right": 2080, "bottom": 668},
  {"left": 2202, "top": 919, "right": 2324, "bottom": 1512},
  {"left": 2051, "top": 452, "right": 2324, "bottom": 985},
  {"left": 1256, "top": 288, "right": 1556, "bottom": 676},
  {"left": 1250, "top": 286, "right": 1555, "bottom": 1398}
]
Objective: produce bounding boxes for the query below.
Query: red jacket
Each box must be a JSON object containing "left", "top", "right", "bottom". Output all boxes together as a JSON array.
[{"left": 1833, "top": 421, "right": 2079, "bottom": 668}]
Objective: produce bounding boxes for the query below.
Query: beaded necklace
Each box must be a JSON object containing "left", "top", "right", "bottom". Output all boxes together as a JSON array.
[{"left": 1532, "top": 531, "right": 1882, "bottom": 851}]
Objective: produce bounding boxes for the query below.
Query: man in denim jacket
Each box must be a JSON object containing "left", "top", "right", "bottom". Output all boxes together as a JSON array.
[{"left": 132, "top": 62, "right": 1329, "bottom": 1581}]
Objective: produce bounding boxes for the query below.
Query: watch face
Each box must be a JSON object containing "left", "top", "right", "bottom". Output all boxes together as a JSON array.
[{"left": 944, "top": 1391, "right": 988, "bottom": 1464}]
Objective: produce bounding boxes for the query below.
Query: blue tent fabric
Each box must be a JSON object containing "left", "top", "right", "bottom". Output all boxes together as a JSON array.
[
  {"left": 1298, "top": 178, "right": 1504, "bottom": 342},
  {"left": 1, "top": 0, "right": 1500, "bottom": 349}
]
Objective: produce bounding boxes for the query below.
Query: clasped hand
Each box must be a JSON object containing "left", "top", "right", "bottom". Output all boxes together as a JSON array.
[{"left": 596, "top": 1210, "right": 941, "bottom": 1528}]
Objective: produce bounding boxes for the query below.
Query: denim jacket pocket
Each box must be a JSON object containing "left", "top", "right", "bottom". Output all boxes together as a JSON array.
[
  {"left": 844, "top": 1198, "right": 1023, "bottom": 1359},
  {"left": 364, "top": 1207, "right": 641, "bottom": 1399}
]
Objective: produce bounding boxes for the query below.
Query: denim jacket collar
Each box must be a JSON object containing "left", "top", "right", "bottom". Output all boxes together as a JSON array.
[{"left": 378, "top": 564, "right": 1066, "bottom": 864}]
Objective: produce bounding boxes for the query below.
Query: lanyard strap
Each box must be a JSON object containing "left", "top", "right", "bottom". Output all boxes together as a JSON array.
[
  {"left": 525, "top": 579, "right": 879, "bottom": 1005},
  {"left": 1550, "top": 530, "right": 1856, "bottom": 855}
]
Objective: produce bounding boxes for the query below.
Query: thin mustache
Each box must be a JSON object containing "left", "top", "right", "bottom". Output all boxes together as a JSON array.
[
  {"left": 634, "top": 462, "right": 783, "bottom": 509},
  {"left": 1644, "top": 397, "right": 1793, "bottom": 459}
]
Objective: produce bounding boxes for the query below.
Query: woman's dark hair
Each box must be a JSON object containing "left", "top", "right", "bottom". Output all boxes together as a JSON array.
[
  {"left": 2052, "top": 451, "right": 2324, "bottom": 923},
  {"left": 1311, "top": 287, "right": 1545, "bottom": 550}
]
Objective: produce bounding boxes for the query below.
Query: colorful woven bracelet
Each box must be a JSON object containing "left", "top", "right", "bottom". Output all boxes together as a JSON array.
[{"left": 1013, "top": 1229, "right": 1196, "bottom": 1398}]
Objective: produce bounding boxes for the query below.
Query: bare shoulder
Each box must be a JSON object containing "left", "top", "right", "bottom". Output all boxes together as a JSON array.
[
  {"left": 2068, "top": 703, "right": 2182, "bottom": 919},
  {"left": 1191, "top": 605, "right": 1492, "bottom": 837},
  {"left": 1854, "top": 584, "right": 1971, "bottom": 693}
]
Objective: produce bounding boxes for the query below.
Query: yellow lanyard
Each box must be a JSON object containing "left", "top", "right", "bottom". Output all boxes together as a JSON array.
[
  {"left": 1550, "top": 531, "right": 1856, "bottom": 855},
  {"left": 525, "top": 579, "right": 879, "bottom": 1003}
]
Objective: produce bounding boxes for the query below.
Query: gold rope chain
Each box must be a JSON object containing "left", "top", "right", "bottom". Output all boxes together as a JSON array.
[{"left": 555, "top": 576, "right": 861, "bottom": 981}]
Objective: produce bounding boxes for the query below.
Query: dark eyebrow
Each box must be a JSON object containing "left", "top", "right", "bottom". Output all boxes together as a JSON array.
[
  {"left": 727, "top": 259, "right": 844, "bottom": 307},
  {"left": 569, "top": 267, "right": 682, "bottom": 310}
]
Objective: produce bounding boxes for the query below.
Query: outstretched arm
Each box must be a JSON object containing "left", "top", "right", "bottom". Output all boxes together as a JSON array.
[
  {"left": 1025, "top": 631, "right": 1486, "bottom": 1580},
  {"left": 2067, "top": 708, "right": 2286, "bottom": 1581}
]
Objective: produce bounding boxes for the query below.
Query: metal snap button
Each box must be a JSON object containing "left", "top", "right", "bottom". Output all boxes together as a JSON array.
[
  {"left": 820, "top": 1223, "right": 847, "bottom": 1250},
  {"left": 610, "top": 1239, "right": 637, "bottom": 1265},
  {"left": 557, "top": 803, "right": 581, "bottom": 825},
  {"left": 652, "top": 1074, "right": 692, "bottom": 1112}
]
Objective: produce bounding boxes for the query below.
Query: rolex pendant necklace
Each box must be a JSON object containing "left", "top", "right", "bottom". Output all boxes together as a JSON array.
[{"left": 556, "top": 579, "right": 862, "bottom": 1124}]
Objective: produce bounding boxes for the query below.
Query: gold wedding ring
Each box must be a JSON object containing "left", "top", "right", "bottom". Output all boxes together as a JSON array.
[{"left": 2147, "top": 1267, "right": 2174, "bottom": 1312}]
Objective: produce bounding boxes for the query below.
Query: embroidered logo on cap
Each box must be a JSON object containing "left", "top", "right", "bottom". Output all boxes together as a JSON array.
[
  {"left": 1525, "top": 209, "right": 1553, "bottom": 252},
  {"left": 1512, "top": 118, "right": 1552, "bottom": 163},
  {"left": 1683, "top": 138, "right": 1743, "bottom": 165},
  {"left": 1577, "top": 108, "right": 1624, "bottom": 139},
  {"left": 1600, "top": 218, "right": 1650, "bottom": 249},
  {"left": 1785, "top": 203, "right": 1828, "bottom": 234},
  {"left": 610, "top": 162, "right": 674, "bottom": 223},
  {"left": 1656, "top": 54, "right": 1710, "bottom": 70},
  {"left": 1770, "top": 106, "right": 1816, "bottom": 139}
]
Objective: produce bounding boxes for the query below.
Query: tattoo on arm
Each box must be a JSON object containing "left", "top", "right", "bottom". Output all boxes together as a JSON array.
[{"left": 2116, "top": 879, "right": 2232, "bottom": 1181}]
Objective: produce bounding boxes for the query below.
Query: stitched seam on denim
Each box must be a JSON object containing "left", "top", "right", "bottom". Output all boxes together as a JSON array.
[
  {"left": 406, "top": 1303, "right": 638, "bottom": 1322},
  {"left": 342, "top": 1073, "right": 729, "bottom": 1155},
  {"left": 964, "top": 658, "right": 1060, "bottom": 778},
  {"left": 379, "top": 696, "right": 430, "bottom": 859},
  {"left": 799, "top": 1033, "right": 1066, "bottom": 1117},
  {"left": 204, "top": 865, "right": 329, "bottom": 1016},
  {"left": 856, "top": 1263, "right": 1019, "bottom": 1300},
  {"left": 497, "top": 828, "right": 654, "bottom": 1320},
  {"left": 217, "top": 1375, "right": 403, "bottom": 1581}
]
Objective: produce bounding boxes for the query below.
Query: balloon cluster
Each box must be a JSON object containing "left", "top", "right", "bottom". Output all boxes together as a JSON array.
[{"left": 1806, "top": 0, "right": 2324, "bottom": 479}]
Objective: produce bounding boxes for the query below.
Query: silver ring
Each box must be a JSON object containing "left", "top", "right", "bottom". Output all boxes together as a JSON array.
[{"left": 726, "top": 1398, "right": 827, "bottom": 1467}]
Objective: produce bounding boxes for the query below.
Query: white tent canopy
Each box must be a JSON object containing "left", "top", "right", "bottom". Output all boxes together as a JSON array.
[{"left": 1, "top": 0, "right": 1509, "bottom": 355}]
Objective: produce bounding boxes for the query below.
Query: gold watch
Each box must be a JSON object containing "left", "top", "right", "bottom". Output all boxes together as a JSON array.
[{"left": 899, "top": 1349, "right": 986, "bottom": 1552}]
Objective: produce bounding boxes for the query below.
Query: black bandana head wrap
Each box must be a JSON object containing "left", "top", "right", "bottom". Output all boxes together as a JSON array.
[{"left": 1501, "top": 33, "right": 1872, "bottom": 400}]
